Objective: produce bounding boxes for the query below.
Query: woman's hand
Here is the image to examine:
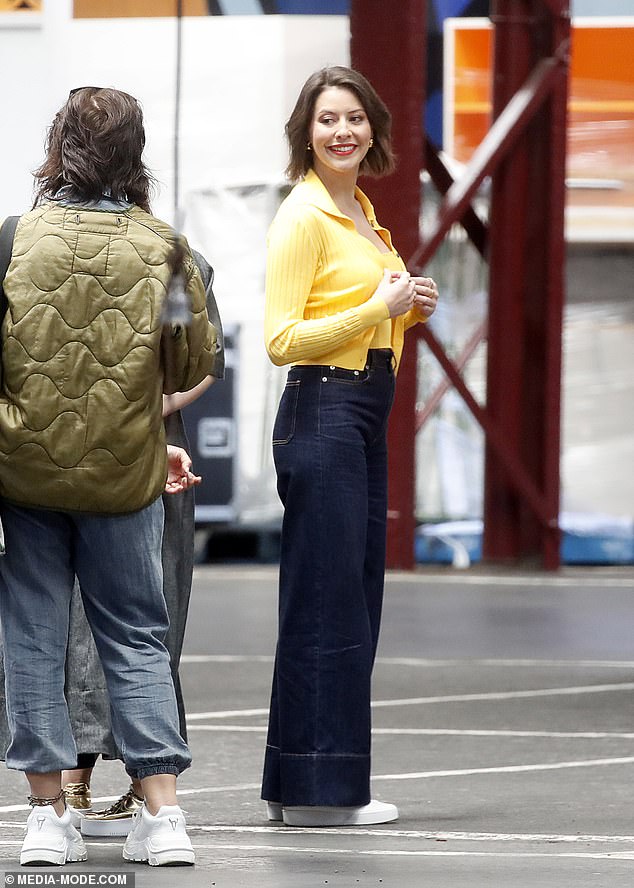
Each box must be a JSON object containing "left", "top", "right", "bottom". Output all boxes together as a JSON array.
[
  {"left": 374, "top": 268, "right": 416, "bottom": 318},
  {"left": 164, "top": 445, "right": 202, "bottom": 495},
  {"left": 411, "top": 275, "right": 439, "bottom": 320}
]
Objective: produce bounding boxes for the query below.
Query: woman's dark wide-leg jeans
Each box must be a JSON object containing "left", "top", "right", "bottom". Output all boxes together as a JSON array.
[{"left": 262, "top": 349, "right": 396, "bottom": 807}]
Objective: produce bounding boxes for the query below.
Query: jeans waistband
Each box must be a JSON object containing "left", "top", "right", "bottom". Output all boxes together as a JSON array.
[
  {"left": 289, "top": 349, "right": 395, "bottom": 382},
  {"left": 365, "top": 348, "right": 396, "bottom": 371}
]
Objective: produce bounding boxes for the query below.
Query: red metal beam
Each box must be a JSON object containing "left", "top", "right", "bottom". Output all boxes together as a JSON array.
[
  {"left": 350, "top": 0, "right": 426, "bottom": 569},
  {"left": 483, "top": 0, "right": 569, "bottom": 568},
  {"left": 351, "top": 0, "right": 569, "bottom": 570}
]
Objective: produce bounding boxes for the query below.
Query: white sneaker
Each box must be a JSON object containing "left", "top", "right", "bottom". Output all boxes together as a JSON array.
[
  {"left": 265, "top": 802, "right": 283, "bottom": 822},
  {"left": 20, "top": 805, "right": 87, "bottom": 866},
  {"left": 282, "top": 799, "right": 398, "bottom": 827},
  {"left": 122, "top": 804, "right": 195, "bottom": 866}
]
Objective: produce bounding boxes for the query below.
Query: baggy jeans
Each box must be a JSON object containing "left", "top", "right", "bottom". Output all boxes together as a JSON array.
[
  {"left": 0, "top": 497, "right": 191, "bottom": 780},
  {"left": 262, "top": 349, "right": 395, "bottom": 807}
]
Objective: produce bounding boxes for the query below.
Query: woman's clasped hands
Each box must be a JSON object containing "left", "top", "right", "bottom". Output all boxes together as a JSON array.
[{"left": 374, "top": 268, "right": 439, "bottom": 320}]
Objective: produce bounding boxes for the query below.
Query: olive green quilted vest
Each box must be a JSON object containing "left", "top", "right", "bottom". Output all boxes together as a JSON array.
[{"left": 0, "top": 204, "right": 216, "bottom": 514}]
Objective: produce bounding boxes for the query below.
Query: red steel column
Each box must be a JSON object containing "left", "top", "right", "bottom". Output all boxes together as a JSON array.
[
  {"left": 484, "top": 0, "right": 569, "bottom": 567},
  {"left": 350, "top": 0, "right": 426, "bottom": 569}
]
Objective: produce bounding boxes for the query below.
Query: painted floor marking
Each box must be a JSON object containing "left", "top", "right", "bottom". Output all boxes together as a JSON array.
[
  {"left": 194, "top": 565, "right": 633, "bottom": 588},
  {"left": 180, "top": 654, "right": 634, "bottom": 668},
  {"left": 371, "top": 755, "right": 634, "bottom": 781},
  {"left": 185, "top": 681, "right": 634, "bottom": 720},
  {"left": 2, "top": 822, "right": 634, "bottom": 847},
  {"left": 185, "top": 724, "right": 634, "bottom": 739},
  {"left": 1, "top": 836, "right": 634, "bottom": 860},
  {"left": 185, "top": 844, "right": 634, "bottom": 860}
]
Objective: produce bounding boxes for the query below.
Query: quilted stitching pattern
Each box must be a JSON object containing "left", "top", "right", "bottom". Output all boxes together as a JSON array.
[{"left": 0, "top": 204, "right": 215, "bottom": 514}]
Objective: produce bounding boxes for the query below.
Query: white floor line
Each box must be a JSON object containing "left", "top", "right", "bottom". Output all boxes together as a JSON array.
[
  {"left": 183, "top": 825, "right": 634, "bottom": 844},
  {"left": 185, "top": 725, "right": 634, "bottom": 739},
  {"left": 1, "top": 836, "right": 633, "bottom": 860},
  {"left": 2, "top": 821, "right": 634, "bottom": 847},
  {"left": 375, "top": 658, "right": 634, "bottom": 669},
  {"left": 384, "top": 573, "right": 634, "bottom": 589},
  {"left": 187, "top": 707, "right": 269, "bottom": 719},
  {"left": 188, "top": 724, "right": 267, "bottom": 731},
  {"left": 373, "top": 728, "right": 634, "bottom": 738},
  {"left": 369, "top": 681, "right": 634, "bottom": 708},
  {"left": 180, "top": 654, "right": 634, "bottom": 668},
  {"left": 193, "top": 565, "right": 634, "bottom": 588},
  {"left": 372, "top": 755, "right": 634, "bottom": 781},
  {"left": 185, "top": 681, "right": 634, "bottom": 721},
  {"left": 182, "top": 654, "right": 274, "bottom": 663},
  {"left": 116, "top": 840, "right": 634, "bottom": 861}
]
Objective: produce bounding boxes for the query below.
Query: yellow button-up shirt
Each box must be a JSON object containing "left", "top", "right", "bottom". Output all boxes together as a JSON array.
[{"left": 264, "top": 169, "right": 424, "bottom": 372}]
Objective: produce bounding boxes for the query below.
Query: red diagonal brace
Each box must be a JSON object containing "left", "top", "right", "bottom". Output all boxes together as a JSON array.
[
  {"left": 415, "top": 321, "right": 487, "bottom": 431},
  {"left": 424, "top": 137, "right": 488, "bottom": 259},
  {"left": 416, "top": 323, "right": 557, "bottom": 530},
  {"left": 410, "top": 55, "right": 561, "bottom": 272}
]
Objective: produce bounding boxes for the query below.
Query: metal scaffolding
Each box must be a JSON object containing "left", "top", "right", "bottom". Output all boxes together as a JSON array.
[{"left": 351, "top": 0, "right": 571, "bottom": 570}]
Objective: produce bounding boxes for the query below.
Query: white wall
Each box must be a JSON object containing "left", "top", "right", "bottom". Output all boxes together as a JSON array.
[
  {"left": 0, "top": 7, "right": 348, "bottom": 224},
  {"left": 0, "top": 7, "right": 349, "bottom": 524}
]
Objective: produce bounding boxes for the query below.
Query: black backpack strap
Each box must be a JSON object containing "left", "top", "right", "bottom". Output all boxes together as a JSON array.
[{"left": 0, "top": 216, "right": 19, "bottom": 321}]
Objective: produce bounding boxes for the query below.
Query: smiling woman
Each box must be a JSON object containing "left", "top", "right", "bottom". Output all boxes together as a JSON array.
[{"left": 260, "top": 66, "right": 439, "bottom": 829}]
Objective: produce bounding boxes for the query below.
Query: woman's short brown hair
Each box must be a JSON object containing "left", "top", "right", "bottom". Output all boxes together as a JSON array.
[
  {"left": 285, "top": 66, "right": 395, "bottom": 182},
  {"left": 33, "top": 87, "right": 155, "bottom": 212}
]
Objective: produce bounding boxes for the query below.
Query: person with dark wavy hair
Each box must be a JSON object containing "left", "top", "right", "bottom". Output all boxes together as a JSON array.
[
  {"left": 261, "top": 66, "right": 439, "bottom": 827},
  {"left": 0, "top": 87, "right": 218, "bottom": 867},
  {"left": 33, "top": 87, "right": 155, "bottom": 212}
]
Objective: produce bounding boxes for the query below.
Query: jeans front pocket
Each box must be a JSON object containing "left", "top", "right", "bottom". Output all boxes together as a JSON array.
[{"left": 272, "top": 379, "right": 300, "bottom": 445}]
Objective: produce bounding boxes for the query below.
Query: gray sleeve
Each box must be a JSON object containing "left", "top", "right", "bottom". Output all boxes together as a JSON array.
[{"left": 192, "top": 248, "right": 225, "bottom": 380}]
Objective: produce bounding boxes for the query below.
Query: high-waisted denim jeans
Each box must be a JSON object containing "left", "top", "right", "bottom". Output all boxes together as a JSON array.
[
  {"left": 262, "top": 348, "right": 396, "bottom": 807},
  {"left": 0, "top": 497, "right": 191, "bottom": 779}
]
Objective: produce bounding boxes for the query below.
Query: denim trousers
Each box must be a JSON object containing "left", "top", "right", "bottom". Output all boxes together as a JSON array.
[
  {"left": 0, "top": 497, "right": 191, "bottom": 779},
  {"left": 262, "top": 349, "right": 396, "bottom": 807}
]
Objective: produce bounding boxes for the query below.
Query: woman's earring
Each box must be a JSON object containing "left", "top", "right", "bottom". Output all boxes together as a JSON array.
[
  {"left": 306, "top": 142, "right": 312, "bottom": 151},
  {"left": 368, "top": 138, "right": 374, "bottom": 148}
]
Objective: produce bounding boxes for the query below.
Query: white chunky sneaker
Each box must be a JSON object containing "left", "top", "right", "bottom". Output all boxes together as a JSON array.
[
  {"left": 122, "top": 804, "right": 195, "bottom": 867},
  {"left": 282, "top": 799, "right": 398, "bottom": 827},
  {"left": 20, "top": 805, "right": 87, "bottom": 866}
]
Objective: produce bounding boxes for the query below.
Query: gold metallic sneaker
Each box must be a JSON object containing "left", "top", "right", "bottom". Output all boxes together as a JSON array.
[
  {"left": 63, "top": 782, "right": 92, "bottom": 829},
  {"left": 80, "top": 785, "right": 144, "bottom": 837}
]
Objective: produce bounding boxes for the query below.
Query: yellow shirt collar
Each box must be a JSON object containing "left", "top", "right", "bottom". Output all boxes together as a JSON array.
[{"left": 300, "top": 168, "right": 380, "bottom": 229}]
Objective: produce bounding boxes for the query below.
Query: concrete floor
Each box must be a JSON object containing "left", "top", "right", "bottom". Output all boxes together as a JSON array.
[{"left": 2, "top": 563, "right": 634, "bottom": 887}]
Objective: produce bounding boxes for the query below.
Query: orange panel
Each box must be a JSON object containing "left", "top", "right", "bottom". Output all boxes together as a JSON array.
[
  {"left": 454, "top": 27, "right": 491, "bottom": 110},
  {"left": 74, "top": 0, "right": 207, "bottom": 17},
  {"left": 449, "top": 20, "right": 634, "bottom": 202},
  {"left": 570, "top": 27, "right": 634, "bottom": 83}
]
